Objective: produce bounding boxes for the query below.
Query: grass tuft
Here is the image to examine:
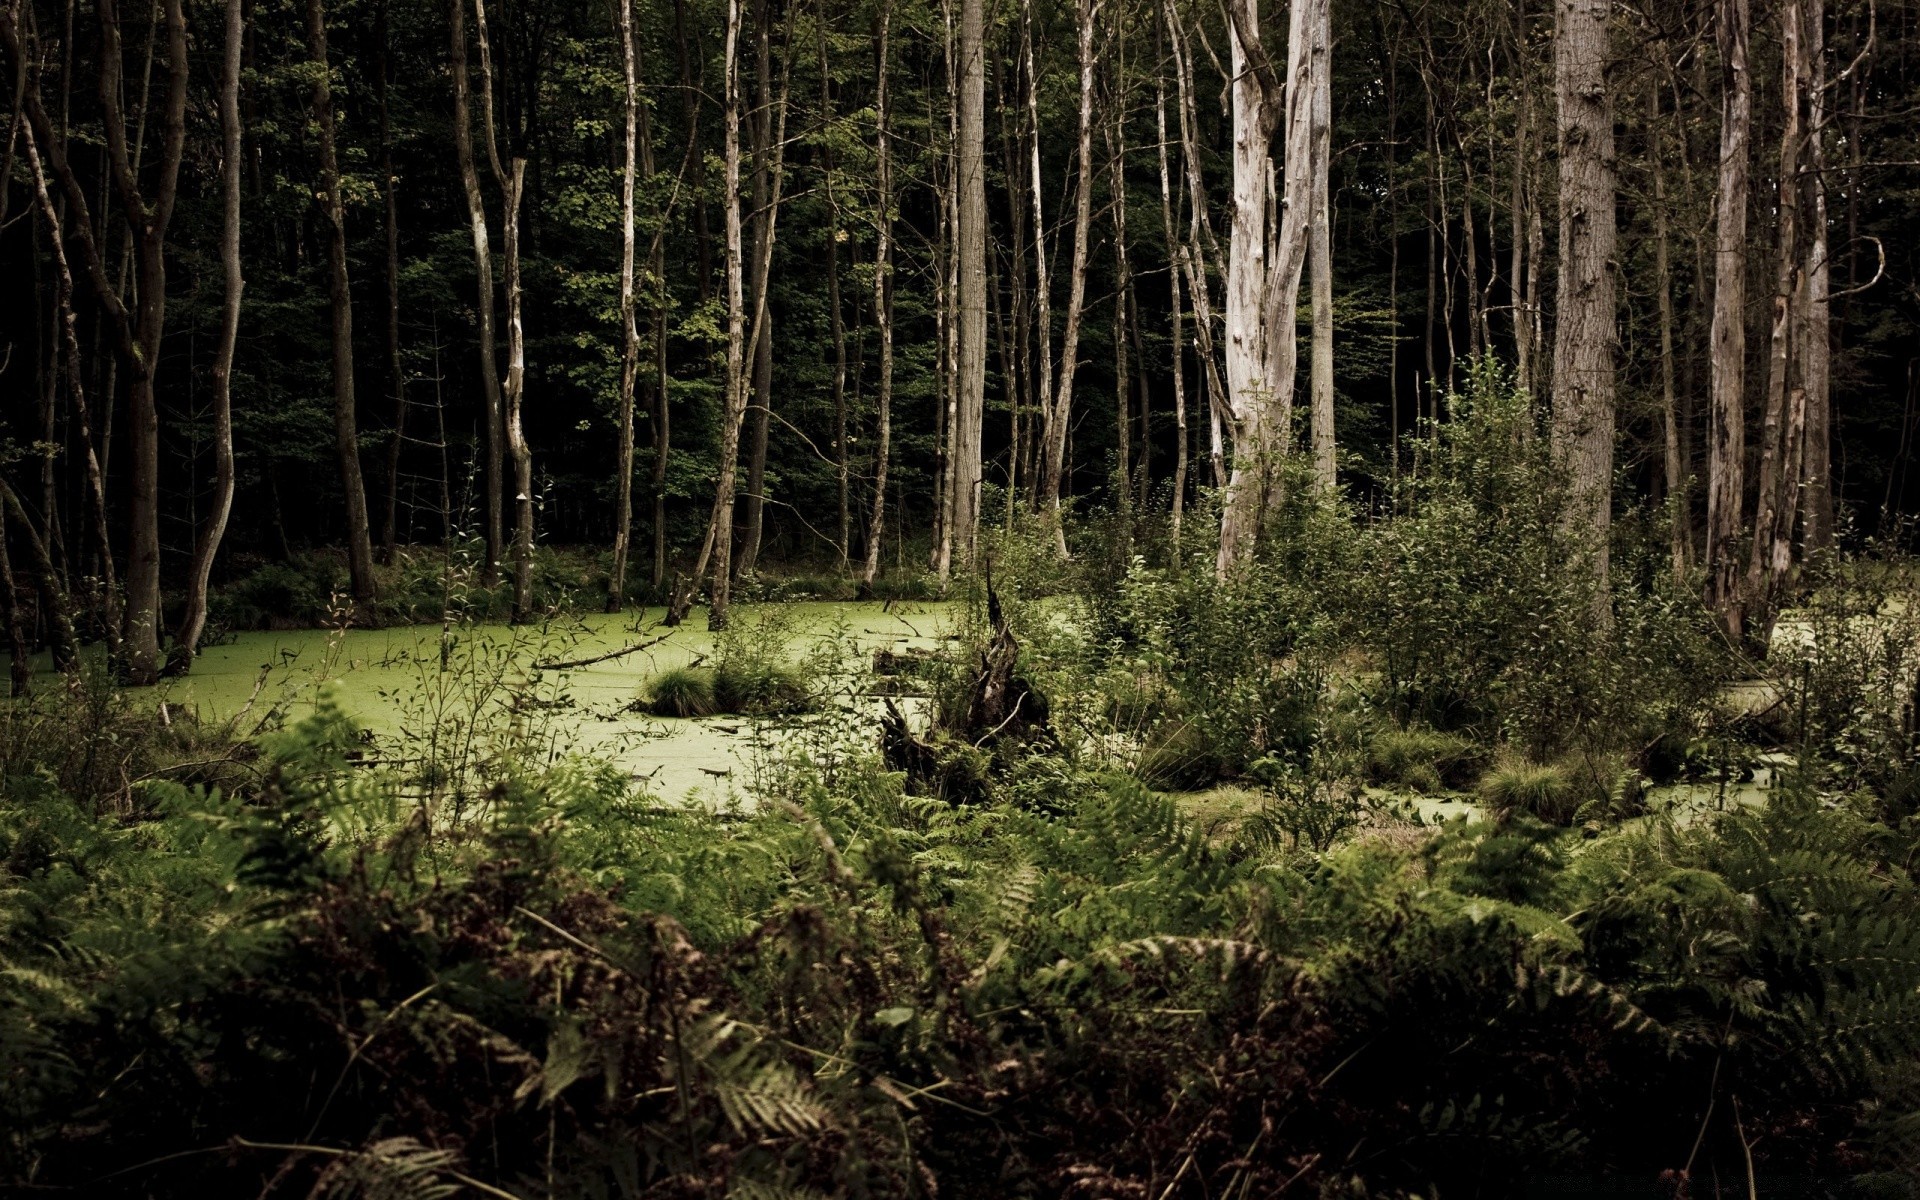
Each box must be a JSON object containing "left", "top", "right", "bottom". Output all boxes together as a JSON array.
[{"left": 648, "top": 666, "right": 718, "bottom": 718}]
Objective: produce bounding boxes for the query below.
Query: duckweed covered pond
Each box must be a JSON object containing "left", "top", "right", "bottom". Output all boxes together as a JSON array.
[{"left": 149, "top": 601, "right": 955, "bottom": 802}]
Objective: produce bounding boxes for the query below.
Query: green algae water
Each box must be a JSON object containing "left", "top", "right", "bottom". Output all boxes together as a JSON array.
[{"left": 149, "top": 601, "right": 955, "bottom": 802}]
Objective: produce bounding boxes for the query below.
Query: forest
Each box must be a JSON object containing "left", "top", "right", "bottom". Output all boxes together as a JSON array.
[{"left": 7, "top": 0, "right": 1920, "bottom": 1191}]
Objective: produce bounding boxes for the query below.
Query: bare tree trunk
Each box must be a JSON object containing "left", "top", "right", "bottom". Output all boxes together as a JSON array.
[
  {"left": 1217, "top": 0, "right": 1324, "bottom": 576},
  {"left": 822, "top": 31, "right": 850, "bottom": 569},
  {"left": 1108, "top": 50, "right": 1135, "bottom": 519},
  {"left": 0, "top": 479, "right": 77, "bottom": 672},
  {"left": 0, "top": 523, "right": 30, "bottom": 694},
  {"left": 737, "top": 0, "right": 775, "bottom": 579},
  {"left": 173, "top": 0, "right": 244, "bottom": 666},
  {"left": 941, "top": 0, "right": 988, "bottom": 570},
  {"left": 1549, "top": 0, "right": 1618, "bottom": 593},
  {"left": 1039, "top": 0, "right": 1100, "bottom": 556},
  {"left": 860, "top": 5, "right": 894, "bottom": 593},
  {"left": 1154, "top": 16, "right": 1188, "bottom": 543},
  {"left": 1649, "top": 75, "right": 1687, "bottom": 582},
  {"left": 707, "top": 0, "right": 749, "bottom": 630},
  {"left": 1746, "top": 0, "right": 1814, "bottom": 628},
  {"left": 1703, "top": 0, "right": 1752, "bottom": 629},
  {"left": 1510, "top": 2, "right": 1535, "bottom": 396},
  {"left": 448, "top": 0, "right": 506, "bottom": 585},
  {"left": 1799, "top": 0, "right": 1832, "bottom": 553},
  {"left": 610, "top": 0, "right": 642, "bottom": 611},
  {"left": 470, "top": 0, "right": 534, "bottom": 621},
  {"left": 1022, "top": 0, "right": 1055, "bottom": 512},
  {"left": 20, "top": 125, "right": 118, "bottom": 656},
  {"left": 377, "top": 0, "right": 406, "bottom": 566},
  {"left": 1163, "top": 0, "right": 1228, "bottom": 491},
  {"left": 1308, "top": 24, "right": 1335, "bottom": 494},
  {"left": 310, "top": 0, "right": 378, "bottom": 614}
]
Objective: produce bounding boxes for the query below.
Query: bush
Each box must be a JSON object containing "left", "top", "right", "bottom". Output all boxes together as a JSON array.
[
  {"left": 1342, "top": 361, "right": 1726, "bottom": 760},
  {"left": 647, "top": 666, "right": 717, "bottom": 717},
  {"left": 1478, "top": 757, "right": 1578, "bottom": 823},
  {"left": 1366, "top": 725, "right": 1482, "bottom": 792},
  {"left": 712, "top": 659, "right": 810, "bottom": 715}
]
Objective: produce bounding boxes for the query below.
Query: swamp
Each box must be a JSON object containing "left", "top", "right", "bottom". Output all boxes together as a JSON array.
[{"left": 7, "top": 0, "right": 1920, "bottom": 1189}]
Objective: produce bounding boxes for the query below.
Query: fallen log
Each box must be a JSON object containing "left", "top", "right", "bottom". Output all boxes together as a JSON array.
[{"left": 533, "top": 631, "right": 671, "bottom": 671}]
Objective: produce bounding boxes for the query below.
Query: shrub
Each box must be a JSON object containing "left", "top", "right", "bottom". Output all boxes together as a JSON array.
[
  {"left": 712, "top": 660, "right": 810, "bottom": 715},
  {"left": 1342, "top": 361, "right": 1726, "bottom": 760},
  {"left": 1366, "top": 726, "right": 1481, "bottom": 792},
  {"left": 1135, "top": 721, "right": 1230, "bottom": 791},
  {"left": 1478, "top": 757, "right": 1578, "bottom": 823},
  {"left": 647, "top": 666, "right": 717, "bottom": 717}
]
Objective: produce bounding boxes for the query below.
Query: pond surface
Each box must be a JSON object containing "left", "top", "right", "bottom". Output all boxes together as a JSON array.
[{"left": 153, "top": 602, "right": 956, "bottom": 803}]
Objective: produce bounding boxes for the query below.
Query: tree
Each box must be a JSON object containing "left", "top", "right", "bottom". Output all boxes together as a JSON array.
[
  {"left": 1, "top": 0, "right": 188, "bottom": 684},
  {"left": 173, "top": 0, "right": 245, "bottom": 666},
  {"left": 949, "top": 0, "right": 989, "bottom": 567},
  {"left": 310, "top": 0, "right": 378, "bottom": 614},
  {"left": 1037, "top": 0, "right": 1099, "bottom": 555},
  {"left": 1703, "top": 0, "right": 1752, "bottom": 630},
  {"left": 609, "top": 0, "right": 643, "bottom": 611},
  {"left": 448, "top": 0, "right": 507, "bottom": 587},
  {"left": 860, "top": 2, "right": 895, "bottom": 595},
  {"left": 1549, "top": 0, "right": 1617, "bottom": 592},
  {"left": 1216, "top": 0, "right": 1326, "bottom": 576}
]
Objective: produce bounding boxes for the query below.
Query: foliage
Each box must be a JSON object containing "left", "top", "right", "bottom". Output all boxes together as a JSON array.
[
  {"left": 1478, "top": 757, "right": 1579, "bottom": 824},
  {"left": 8, "top": 621, "right": 1920, "bottom": 1196},
  {"left": 1366, "top": 725, "right": 1482, "bottom": 793},
  {"left": 1342, "top": 363, "right": 1726, "bottom": 761},
  {"left": 647, "top": 665, "right": 719, "bottom": 717}
]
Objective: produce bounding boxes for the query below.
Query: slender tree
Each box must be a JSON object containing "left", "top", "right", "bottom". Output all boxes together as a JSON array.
[
  {"left": 860, "top": 3, "right": 895, "bottom": 594},
  {"left": 448, "top": 0, "right": 507, "bottom": 586},
  {"left": 309, "top": 0, "right": 378, "bottom": 613},
  {"left": 610, "top": 0, "right": 642, "bottom": 610},
  {"left": 172, "top": 0, "right": 244, "bottom": 665}
]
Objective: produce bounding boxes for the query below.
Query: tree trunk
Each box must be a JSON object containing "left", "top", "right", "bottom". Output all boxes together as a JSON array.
[
  {"left": 822, "top": 31, "right": 850, "bottom": 569},
  {"left": 1308, "top": 26, "right": 1335, "bottom": 494},
  {"left": 1022, "top": 0, "right": 1054, "bottom": 514},
  {"left": 1799, "top": 0, "right": 1832, "bottom": 553},
  {"left": 1154, "top": 16, "right": 1188, "bottom": 543},
  {"left": 737, "top": 0, "right": 775, "bottom": 579},
  {"left": 0, "top": 522, "right": 30, "bottom": 695},
  {"left": 1703, "top": 0, "right": 1751, "bottom": 629},
  {"left": 0, "top": 0, "right": 190, "bottom": 683},
  {"left": 610, "top": 0, "right": 641, "bottom": 611},
  {"left": 949, "top": 0, "right": 989, "bottom": 568},
  {"left": 377, "top": 0, "right": 406, "bottom": 567},
  {"left": 707, "top": 0, "right": 749, "bottom": 630},
  {"left": 861, "top": 6, "right": 895, "bottom": 594},
  {"left": 310, "top": 0, "right": 378, "bottom": 614},
  {"left": 0, "top": 479, "right": 77, "bottom": 672},
  {"left": 1649, "top": 75, "right": 1687, "bottom": 582},
  {"left": 1217, "top": 0, "right": 1324, "bottom": 576},
  {"left": 470, "top": 0, "right": 533, "bottom": 621},
  {"left": 1549, "top": 0, "right": 1618, "bottom": 593},
  {"left": 20, "top": 124, "right": 119, "bottom": 656},
  {"left": 172, "top": 0, "right": 244, "bottom": 666},
  {"left": 1746, "top": 0, "right": 1815, "bottom": 628},
  {"left": 1039, "top": 0, "right": 1099, "bottom": 556},
  {"left": 448, "top": 0, "right": 506, "bottom": 586}
]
